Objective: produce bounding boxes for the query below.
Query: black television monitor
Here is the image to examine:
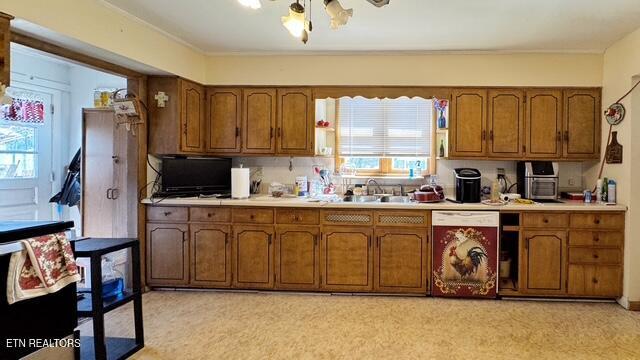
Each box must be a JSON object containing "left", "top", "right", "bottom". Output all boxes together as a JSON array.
[{"left": 161, "top": 156, "right": 232, "bottom": 195}]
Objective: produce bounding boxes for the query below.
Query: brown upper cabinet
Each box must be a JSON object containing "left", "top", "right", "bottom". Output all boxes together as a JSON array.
[
  {"left": 450, "top": 89, "right": 487, "bottom": 158},
  {"left": 206, "top": 88, "right": 242, "bottom": 153},
  {"left": 448, "top": 87, "right": 600, "bottom": 160},
  {"left": 487, "top": 89, "right": 524, "bottom": 157},
  {"left": 525, "top": 89, "right": 563, "bottom": 159},
  {"left": 563, "top": 89, "right": 601, "bottom": 159},
  {"left": 148, "top": 77, "right": 205, "bottom": 154},
  {"left": 277, "top": 88, "right": 314, "bottom": 155},
  {"left": 0, "top": 13, "right": 13, "bottom": 86},
  {"left": 243, "top": 88, "right": 277, "bottom": 154}
]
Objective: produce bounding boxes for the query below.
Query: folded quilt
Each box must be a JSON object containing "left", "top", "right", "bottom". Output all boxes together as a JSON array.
[{"left": 7, "top": 232, "right": 81, "bottom": 305}]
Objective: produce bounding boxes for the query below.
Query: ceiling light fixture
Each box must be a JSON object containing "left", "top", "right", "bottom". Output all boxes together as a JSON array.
[
  {"left": 324, "top": 0, "right": 352, "bottom": 29},
  {"left": 238, "top": 0, "right": 262, "bottom": 9},
  {"left": 281, "top": 1, "right": 310, "bottom": 39}
]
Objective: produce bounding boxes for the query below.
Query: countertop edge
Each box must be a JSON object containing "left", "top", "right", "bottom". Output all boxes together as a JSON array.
[{"left": 141, "top": 198, "right": 628, "bottom": 212}]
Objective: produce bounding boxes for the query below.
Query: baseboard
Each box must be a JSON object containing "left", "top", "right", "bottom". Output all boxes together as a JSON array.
[{"left": 629, "top": 301, "right": 640, "bottom": 311}]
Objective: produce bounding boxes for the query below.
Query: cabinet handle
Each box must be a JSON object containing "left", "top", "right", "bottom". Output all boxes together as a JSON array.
[
  {"left": 564, "top": 130, "right": 569, "bottom": 142},
  {"left": 207, "top": 213, "right": 212, "bottom": 218},
  {"left": 522, "top": 145, "right": 526, "bottom": 153},
  {"left": 236, "top": 127, "right": 240, "bottom": 137},
  {"left": 593, "top": 236, "right": 600, "bottom": 243},
  {"left": 543, "top": 218, "right": 549, "bottom": 224},
  {"left": 164, "top": 211, "right": 172, "bottom": 216},
  {"left": 183, "top": 124, "right": 187, "bottom": 136},
  {"left": 592, "top": 277, "right": 599, "bottom": 284},
  {"left": 182, "top": 231, "right": 187, "bottom": 242},
  {"left": 277, "top": 127, "right": 282, "bottom": 137},
  {"left": 106, "top": 188, "right": 112, "bottom": 199},
  {"left": 112, "top": 155, "right": 119, "bottom": 164},
  {"left": 250, "top": 214, "right": 255, "bottom": 220},
  {"left": 482, "top": 130, "right": 486, "bottom": 140},
  {"left": 270, "top": 127, "right": 274, "bottom": 138},
  {"left": 268, "top": 234, "right": 272, "bottom": 245},
  {"left": 376, "top": 236, "right": 380, "bottom": 248},
  {"left": 557, "top": 131, "right": 561, "bottom": 142},
  {"left": 594, "top": 218, "right": 600, "bottom": 225},
  {"left": 593, "top": 253, "right": 599, "bottom": 259},
  {"left": 489, "top": 130, "right": 494, "bottom": 141},
  {"left": 111, "top": 188, "right": 119, "bottom": 200}
]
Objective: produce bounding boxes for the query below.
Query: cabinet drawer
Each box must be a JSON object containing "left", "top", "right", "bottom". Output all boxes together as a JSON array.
[
  {"left": 276, "top": 209, "right": 319, "bottom": 225},
  {"left": 568, "top": 248, "right": 621, "bottom": 264},
  {"left": 374, "top": 211, "right": 429, "bottom": 227},
  {"left": 147, "top": 206, "right": 188, "bottom": 222},
  {"left": 569, "top": 231, "right": 623, "bottom": 247},
  {"left": 321, "top": 210, "right": 373, "bottom": 226},
  {"left": 190, "top": 207, "right": 231, "bottom": 223},
  {"left": 568, "top": 264, "right": 622, "bottom": 297},
  {"left": 232, "top": 208, "right": 274, "bottom": 224},
  {"left": 570, "top": 213, "right": 625, "bottom": 230},
  {"left": 522, "top": 213, "right": 568, "bottom": 228}
]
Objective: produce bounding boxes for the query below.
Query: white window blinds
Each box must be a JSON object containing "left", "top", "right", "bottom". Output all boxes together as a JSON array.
[{"left": 338, "top": 97, "right": 432, "bottom": 157}]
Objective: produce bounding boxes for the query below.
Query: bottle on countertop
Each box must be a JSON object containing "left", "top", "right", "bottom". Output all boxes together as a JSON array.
[
  {"left": 596, "top": 178, "right": 603, "bottom": 202},
  {"left": 602, "top": 177, "right": 608, "bottom": 202},
  {"left": 608, "top": 179, "right": 617, "bottom": 204}
]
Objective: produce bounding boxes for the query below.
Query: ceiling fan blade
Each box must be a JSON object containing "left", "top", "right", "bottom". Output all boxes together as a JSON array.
[{"left": 365, "top": 0, "right": 390, "bottom": 7}]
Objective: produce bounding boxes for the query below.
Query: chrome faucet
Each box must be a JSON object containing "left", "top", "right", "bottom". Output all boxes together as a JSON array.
[
  {"left": 365, "top": 178, "right": 385, "bottom": 195},
  {"left": 394, "top": 184, "right": 406, "bottom": 196}
]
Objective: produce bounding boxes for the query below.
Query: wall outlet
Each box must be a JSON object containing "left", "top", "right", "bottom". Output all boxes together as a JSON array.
[{"left": 568, "top": 177, "right": 576, "bottom": 186}]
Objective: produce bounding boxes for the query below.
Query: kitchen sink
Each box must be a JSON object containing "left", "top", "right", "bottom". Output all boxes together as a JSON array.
[
  {"left": 380, "top": 196, "right": 413, "bottom": 203},
  {"left": 342, "top": 195, "right": 379, "bottom": 203}
]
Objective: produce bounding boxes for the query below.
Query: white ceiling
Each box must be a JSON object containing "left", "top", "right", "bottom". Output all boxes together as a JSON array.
[{"left": 102, "top": 0, "right": 640, "bottom": 54}]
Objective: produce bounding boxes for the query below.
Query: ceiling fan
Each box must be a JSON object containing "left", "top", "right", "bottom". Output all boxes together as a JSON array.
[{"left": 237, "top": 0, "right": 391, "bottom": 43}]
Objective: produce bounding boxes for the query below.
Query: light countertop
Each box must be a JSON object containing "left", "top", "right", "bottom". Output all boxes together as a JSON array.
[{"left": 142, "top": 196, "right": 627, "bottom": 212}]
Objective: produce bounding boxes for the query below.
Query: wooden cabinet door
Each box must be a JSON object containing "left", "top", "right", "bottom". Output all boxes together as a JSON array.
[
  {"left": 321, "top": 226, "right": 373, "bottom": 291},
  {"left": 275, "top": 226, "right": 320, "bottom": 290},
  {"left": 206, "top": 88, "right": 242, "bottom": 153},
  {"left": 243, "top": 88, "right": 276, "bottom": 154},
  {"left": 190, "top": 224, "right": 231, "bottom": 287},
  {"left": 525, "top": 89, "right": 562, "bottom": 158},
  {"left": 563, "top": 89, "right": 601, "bottom": 159},
  {"left": 233, "top": 225, "right": 274, "bottom": 289},
  {"left": 374, "top": 228, "right": 428, "bottom": 293},
  {"left": 180, "top": 79, "right": 205, "bottom": 153},
  {"left": 277, "top": 88, "right": 314, "bottom": 155},
  {"left": 567, "top": 265, "right": 621, "bottom": 297},
  {"left": 146, "top": 223, "right": 189, "bottom": 286},
  {"left": 487, "top": 89, "right": 524, "bottom": 157},
  {"left": 521, "top": 230, "right": 567, "bottom": 294},
  {"left": 450, "top": 89, "right": 487, "bottom": 157},
  {"left": 0, "top": 14, "right": 12, "bottom": 86}
]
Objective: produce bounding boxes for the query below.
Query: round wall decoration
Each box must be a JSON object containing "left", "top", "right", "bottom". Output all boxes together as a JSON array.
[{"left": 604, "top": 102, "right": 625, "bottom": 125}]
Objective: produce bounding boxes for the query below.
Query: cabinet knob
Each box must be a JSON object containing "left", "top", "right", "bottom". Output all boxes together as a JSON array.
[
  {"left": 593, "top": 253, "right": 599, "bottom": 259},
  {"left": 593, "top": 236, "right": 600, "bottom": 242},
  {"left": 207, "top": 213, "right": 212, "bottom": 218},
  {"left": 543, "top": 218, "right": 549, "bottom": 224},
  {"left": 594, "top": 218, "right": 601, "bottom": 225},
  {"left": 250, "top": 214, "right": 255, "bottom": 220},
  {"left": 592, "top": 277, "right": 599, "bottom": 284},
  {"left": 164, "top": 211, "right": 172, "bottom": 216}
]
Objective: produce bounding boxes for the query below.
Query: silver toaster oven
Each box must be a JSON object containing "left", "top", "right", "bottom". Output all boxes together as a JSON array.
[{"left": 517, "top": 162, "right": 559, "bottom": 200}]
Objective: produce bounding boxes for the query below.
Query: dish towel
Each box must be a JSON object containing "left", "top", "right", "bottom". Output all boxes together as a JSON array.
[{"left": 6, "top": 232, "right": 81, "bottom": 304}]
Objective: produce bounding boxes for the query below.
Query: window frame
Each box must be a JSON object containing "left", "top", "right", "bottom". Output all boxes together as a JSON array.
[{"left": 335, "top": 98, "right": 437, "bottom": 177}]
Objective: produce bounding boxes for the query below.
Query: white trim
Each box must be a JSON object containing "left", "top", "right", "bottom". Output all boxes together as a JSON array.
[
  {"left": 98, "top": 0, "right": 207, "bottom": 55},
  {"left": 206, "top": 49, "right": 606, "bottom": 56}
]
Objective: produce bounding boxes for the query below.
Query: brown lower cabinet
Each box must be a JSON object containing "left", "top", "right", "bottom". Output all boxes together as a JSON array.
[
  {"left": 374, "top": 227, "right": 429, "bottom": 293},
  {"left": 520, "top": 230, "right": 567, "bottom": 295},
  {"left": 275, "top": 226, "right": 320, "bottom": 290},
  {"left": 567, "top": 265, "right": 622, "bottom": 297},
  {"left": 190, "top": 224, "right": 231, "bottom": 287},
  {"left": 146, "top": 223, "right": 189, "bottom": 286},
  {"left": 321, "top": 226, "right": 374, "bottom": 291},
  {"left": 232, "top": 225, "right": 274, "bottom": 289}
]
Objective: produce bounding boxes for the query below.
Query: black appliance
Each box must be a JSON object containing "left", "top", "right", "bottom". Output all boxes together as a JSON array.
[
  {"left": 159, "top": 156, "right": 232, "bottom": 197},
  {"left": 449, "top": 168, "right": 482, "bottom": 203}
]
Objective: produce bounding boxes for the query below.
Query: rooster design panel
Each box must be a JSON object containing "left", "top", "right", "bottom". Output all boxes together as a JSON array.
[{"left": 432, "top": 226, "right": 498, "bottom": 298}]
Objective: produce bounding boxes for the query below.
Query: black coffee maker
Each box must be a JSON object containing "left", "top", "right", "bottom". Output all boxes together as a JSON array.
[{"left": 449, "top": 168, "right": 482, "bottom": 203}]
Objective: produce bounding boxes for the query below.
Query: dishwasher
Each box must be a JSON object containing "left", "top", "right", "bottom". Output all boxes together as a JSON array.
[{"left": 432, "top": 211, "right": 499, "bottom": 298}]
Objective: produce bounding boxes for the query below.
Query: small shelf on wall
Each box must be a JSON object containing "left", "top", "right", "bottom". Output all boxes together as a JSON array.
[
  {"left": 315, "top": 98, "right": 337, "bottom": 157},
  {"left": 316, "top": 126, "right": 335, "bottom": 131}
]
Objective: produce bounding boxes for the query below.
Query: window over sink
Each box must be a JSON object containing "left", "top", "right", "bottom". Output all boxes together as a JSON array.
[{"left": 336, "top": 96, "right": 435, "bottom": 176}]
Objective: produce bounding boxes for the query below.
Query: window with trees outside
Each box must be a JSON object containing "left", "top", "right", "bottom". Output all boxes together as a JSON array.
[{"left": 337, "top": 96, "right": 434, "bottom": 176}]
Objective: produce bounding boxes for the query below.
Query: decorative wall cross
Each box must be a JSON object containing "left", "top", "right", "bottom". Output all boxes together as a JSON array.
[{"left": 154, "top": 92, "right": 169, "bottom": 108}]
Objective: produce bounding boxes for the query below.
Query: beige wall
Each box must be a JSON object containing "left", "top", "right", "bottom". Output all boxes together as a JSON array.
[
  {"left": 585, "top": 26, "right": 640, "bottom": 306},
  {"left": 206, "top": 53, "right": 603, "bottom": 86},
  {"left": 3, "top": 0, "right": 207, "bottom": 82}
]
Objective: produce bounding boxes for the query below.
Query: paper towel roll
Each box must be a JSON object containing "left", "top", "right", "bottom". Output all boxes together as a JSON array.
[{"left": 232, "top": 168, "right": 250, "bottom": 199}]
